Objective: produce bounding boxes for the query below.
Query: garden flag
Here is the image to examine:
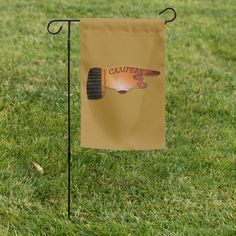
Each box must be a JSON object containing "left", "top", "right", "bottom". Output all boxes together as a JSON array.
[{"left": 80, "top": 19, "right": 165, "bottom": 150}]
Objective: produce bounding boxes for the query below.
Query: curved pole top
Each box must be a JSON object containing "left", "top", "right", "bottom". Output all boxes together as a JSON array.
[
  {"left": 159, "top": 7, "right": 177, "bottom": 24},
  {"left": 47, "top": 19, "right": 80, "bottom": 35}
]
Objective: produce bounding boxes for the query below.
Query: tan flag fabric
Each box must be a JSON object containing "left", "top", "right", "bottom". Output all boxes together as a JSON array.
[{"left": 80, "top": 19, "right": 165, "bottom": 150}]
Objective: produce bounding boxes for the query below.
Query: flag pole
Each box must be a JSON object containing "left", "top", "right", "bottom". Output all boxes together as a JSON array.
[
  {"left": 46, "top": 8, "right": 176, "bottom": 221},
  {"left": 47, "top": 19, "right": 80, "bottom": 220}
]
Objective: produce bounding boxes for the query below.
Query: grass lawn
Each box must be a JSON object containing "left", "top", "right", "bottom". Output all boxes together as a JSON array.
[{"left": 0, "top": 0, "right": 235, "bottom": 235}]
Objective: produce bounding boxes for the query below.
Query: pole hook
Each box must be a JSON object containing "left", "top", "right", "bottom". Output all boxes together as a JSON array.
[
  {"left": 159, "top": 7, "right": 177, "bottom": 24},
  {"left": 47, "top": 20, "right": 65, "bottom": 35},
  {"left": 47, "top": 19, "right": 80, "bottom": 35}
]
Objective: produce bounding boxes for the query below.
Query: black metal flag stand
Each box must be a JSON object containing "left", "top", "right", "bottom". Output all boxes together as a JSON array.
[{"left": 47, "top": 7, "right": 176, "bottom": 221}]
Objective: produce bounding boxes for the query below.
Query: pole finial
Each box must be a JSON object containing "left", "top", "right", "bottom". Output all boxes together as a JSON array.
[{"left": 159, "top": 7, "right": 177, "bottom": 24}]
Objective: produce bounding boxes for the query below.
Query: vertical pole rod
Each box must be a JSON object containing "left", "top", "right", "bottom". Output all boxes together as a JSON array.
[
  {"left": 47, "top": 19, "right": 80, "bottom": 220},
  {"left": 67, "top": 21, "right": 71, "bottom": 220}
]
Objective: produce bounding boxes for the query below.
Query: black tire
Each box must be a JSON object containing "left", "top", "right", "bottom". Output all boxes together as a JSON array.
[{"left": 86, "top": 67, "right": 103, "bottom": 100}]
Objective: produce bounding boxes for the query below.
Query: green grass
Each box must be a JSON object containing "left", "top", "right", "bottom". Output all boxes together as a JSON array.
[{"left": 0, "top": 0, "right": 235, "bottom": 235}]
